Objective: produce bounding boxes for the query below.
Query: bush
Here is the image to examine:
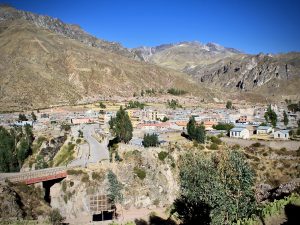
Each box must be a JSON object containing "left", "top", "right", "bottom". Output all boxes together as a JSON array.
[
  {"left": 210, "top": 136, "right": 222, "bottom": 145},
  {"left": 251, "top": 142, "right": 261, "bottom": 148},
  {"left": 133, "top": 167, "right": 146, "bottom": 180},
  {"left": 158, "top": 151, "right": 168, "bottom": 161},
  {"left": 67, "top": 169, "right": 85, "bottom": 175},
  {"left": 91, "top": 171, "right": 104, "bottom": 181},
  {"left": 81, "top": 174, "right": 89, "bottom": 182},
  {"left": 49, "top": 209, "right": 64, "bottom": 225},
  {"left": 143, "top": 133, "right": 159, "bottom": 147},
  {"left": 76, "top": 138, "right": 81, "bottom": 144},
  {"left": 167, "top": 88, "right": 188, "bottom": 96},
  {"left": 209, "top": 143, "right": 219, "bottom": 150},
  {"left": 232, "top": 144, "right": 240, "bottom": 150},
  {"left": 61, "top": 123, "right": 71, "bottom": 132},
  {"left": 61, "top": 181, "right": 67, "bottom": 192}
]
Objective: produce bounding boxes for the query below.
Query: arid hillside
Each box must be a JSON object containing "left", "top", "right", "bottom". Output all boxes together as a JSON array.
[{"left": 0, "top": 19, "right": 212, "bottom": 111}]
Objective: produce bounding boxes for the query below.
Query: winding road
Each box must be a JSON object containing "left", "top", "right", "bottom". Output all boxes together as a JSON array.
[
  {"left": 69, "top": 124, "right": 109, "bottom": 166},
  {"left": 83, "top": 124, "right": 109, "bottom": 163}
]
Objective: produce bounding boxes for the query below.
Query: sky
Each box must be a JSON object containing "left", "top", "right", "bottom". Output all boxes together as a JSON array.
[{"left": 1, "top": 0, "right": 300, "bottom": 54}]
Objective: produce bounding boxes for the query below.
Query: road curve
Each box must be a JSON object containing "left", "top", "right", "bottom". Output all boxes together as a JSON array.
[{"left": 82, "top": 124, "right": 109, "bottom": 163}]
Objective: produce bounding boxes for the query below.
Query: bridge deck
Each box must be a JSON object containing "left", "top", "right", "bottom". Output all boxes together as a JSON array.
[{"left": 0, "top": 166, "right": 77, "bottom": 184}]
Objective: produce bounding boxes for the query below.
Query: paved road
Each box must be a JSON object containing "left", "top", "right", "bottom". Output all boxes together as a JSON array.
[
  {"left": 68, "top": 143, "right": 89, "bottom": 167},
  {"left": 83, "top": 124, "right": 109, "bottom": 163}
]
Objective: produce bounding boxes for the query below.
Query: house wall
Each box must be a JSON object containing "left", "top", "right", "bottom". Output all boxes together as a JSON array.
[{"left": 274, "top": 132, "right": 289, "bottom": 139}]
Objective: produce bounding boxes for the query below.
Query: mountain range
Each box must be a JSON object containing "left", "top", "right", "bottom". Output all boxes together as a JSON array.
[{"left": 0, "top": 5, "right": 299, "bottom": 111}]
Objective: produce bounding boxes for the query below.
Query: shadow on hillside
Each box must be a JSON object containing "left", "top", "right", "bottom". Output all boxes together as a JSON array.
[
  {"left": 135, "top": 214, "right": 177, "bottom": 225},
  {"left": 281, "top": 203, "right": 300, "bottom": 225}
]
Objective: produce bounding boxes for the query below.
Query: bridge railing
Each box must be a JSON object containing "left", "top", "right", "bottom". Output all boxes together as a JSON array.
[{"left": 0, "top": 165, "right": 78, "bottom": 183}]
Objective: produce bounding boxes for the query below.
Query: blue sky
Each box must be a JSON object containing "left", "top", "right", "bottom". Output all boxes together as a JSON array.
[{"left": 1, "top": 0, "right": 299, "bottom": 54}]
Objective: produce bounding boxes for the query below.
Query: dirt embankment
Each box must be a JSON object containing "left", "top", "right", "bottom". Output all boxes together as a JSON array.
[{"left": 221, "top": 137, "right": 300, "bottom": 150}]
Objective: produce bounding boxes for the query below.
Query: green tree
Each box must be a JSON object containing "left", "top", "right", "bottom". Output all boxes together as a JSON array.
[
  {"left": 109, "top": 107, "right": 133, "bottom": 143},
  {"left": 99, "top": 102, "right": 106, "bottom": 109},
  {"left": 161, "top": 116, "right": 169, "bottom": 122},
  {"left": 18, "top": 113, "right": 28, "bottom": 121},
  {"left": 264, "top": 105, "right": 277, "bottom": 127},
  {"left": 212, "top": 123, "right": 234, "bottom": 132},
  {"left": 283, "top": 111, "right": 289, "bottom": 126},
  {"left": 167, "top": 99, "right": 182, "bottom": 109},
  {"left": 31, "top": 112, "right": 37, "bottom": 121},
  {"left": 0, "top": 126, "right": 15, "bottom": 172},
  {"left": 107, "top": 170, "right": 123, "bottom": 203},
  {"left": 143, "top": 133, "right": 159, "bottom": 147},
  {"left": 226, "top": 101, "right": 233, "bottom": 109},
  {"left": 187, "top": 117, "right": 206, "bottom": 143},
  {"left": 174, "top": 150, "right": 256, "bottom": 224},
  {"left": 17, "top": 138, "right": 31, "bottom": 168}
]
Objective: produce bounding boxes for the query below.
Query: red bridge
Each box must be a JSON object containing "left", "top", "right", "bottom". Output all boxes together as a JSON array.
[{"left": 0, "top": 166, "right": 75, "bottom": 185}]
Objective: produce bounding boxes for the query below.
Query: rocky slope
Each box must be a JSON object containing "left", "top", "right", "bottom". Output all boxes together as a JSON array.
[
  {"left": 0, "top": 14, "right": 211, "bottom": 111},
  {"left": 184, "top": 52, "right": 300, "bottom": 93},
  {"left": 132, "top": 41, "right": 240, "bottom": 71},
  {"left": 133, "top": 42, "right": 300, "bottom": 101},
  {"left": 0, "top": 5, "right": 136, "bottom": 59}
]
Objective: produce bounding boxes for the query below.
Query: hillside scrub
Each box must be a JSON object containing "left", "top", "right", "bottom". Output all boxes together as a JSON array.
[{"left": 167, "top": 88, "right": 188, "bottom": 96}]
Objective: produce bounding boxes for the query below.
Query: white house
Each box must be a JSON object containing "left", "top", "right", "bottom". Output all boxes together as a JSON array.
[
  {"left": 14, "top": 121, "right": 33, "bottom": 126},
  {"left": 256, "top": 126, "right": 273, "bottom": 135},
  {"left": 274, "top": 130, "right": 289, "bottom": 140},
  {"left": 230, "top": 127, "right": 250, "bottom": 139}
]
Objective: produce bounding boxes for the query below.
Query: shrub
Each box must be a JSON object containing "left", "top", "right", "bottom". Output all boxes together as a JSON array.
[
  {"left": 133, "top": 167, "right": 146, "bottom": 180},
  {"left": 91, "top": 171, "right": 104, "bottom": 181},
  {"left": 158, "top": 151, "right": 168, "bottom": 161},
  {"left": 167, "top": 88, "right": 188, "bottom": 96},
  {"left": 81, "top": 174, "right": 89, "bottom": 182},
  {"left": 67, "top": 169, "right": 84, "bottom": 175},
  {"left": 76, "top": 138, "right": 81, "bottom": 144},
  {"left": 232, "top": 144, "right": 240, "bottom": 150},
  {"left": 251, "top": 142, "right": 261, "bottom": 148},
  {"left": 143, "top": 133, "right": 159, "bottom": 147},
  {"left": 209, "top": 143, "right": 219, "bottom": 150},
  {"left": 210, "top": 136, "right": 222, "bottom": 145},
  {"left": 49, "top": 209, "right": 64, "bottom": 225},
  {"left": 61, "top": 181, "right": 67, "bottom": 192}
]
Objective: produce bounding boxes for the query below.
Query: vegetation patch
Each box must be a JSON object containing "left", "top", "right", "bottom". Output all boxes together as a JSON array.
[
  {"left": 158, "top": 151, "right": 169, "bottom": 161},
  {"left": 53, "top": 142, "right": 75, "bottom": 166},
  {"left": 167, "top": 88, "right": 188, "bottom": 96},
  {"left": 133, "top": 167, "right": 146, "bottom": 180}
]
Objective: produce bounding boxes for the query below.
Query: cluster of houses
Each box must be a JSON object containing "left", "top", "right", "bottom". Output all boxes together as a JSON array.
[
  {"left": 1, "top": 103, "right": 297, "bottom": 143},
  {"left": 230, "top": 125, "right": 290, "bottom": 140}
]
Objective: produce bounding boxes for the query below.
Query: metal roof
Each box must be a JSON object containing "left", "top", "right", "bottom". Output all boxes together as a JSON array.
[{"left": 230, "top": 127, "right": 246, "bottom": 132}]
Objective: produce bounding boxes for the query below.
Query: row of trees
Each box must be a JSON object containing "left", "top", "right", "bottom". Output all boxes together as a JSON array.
[
  {"left": 0, "top": 125, "right": 34, "bottom": 172},
  {"left": 125, "top": 101, "right": 145, "bottom": 109},
  {"left": 173, "top": 150, "right": 256, "bottom": 224},
  {"left": 167, "top": 99, "right": 182, "bottom": 109},
  {"left": 142, "top": 133, "right": 159, "bottom": 147},
  {"left": 264, "top": 105, "right": 277, "bottom": 127}
]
